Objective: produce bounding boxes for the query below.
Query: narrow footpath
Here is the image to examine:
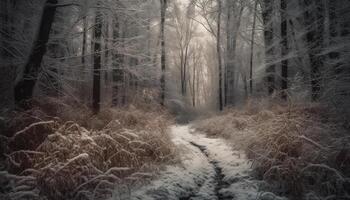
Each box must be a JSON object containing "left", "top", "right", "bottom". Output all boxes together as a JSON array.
[{"left": 129, "top": 125, "right": 286, "bottom": 200}]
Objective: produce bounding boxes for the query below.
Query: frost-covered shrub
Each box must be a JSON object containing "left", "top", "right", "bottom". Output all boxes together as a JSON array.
[
  {"left": 0, "top": 105, "right": 176, "bottom": 200},
  {"left": 195, "top": 102, "right": 350, "bottom": 199}
]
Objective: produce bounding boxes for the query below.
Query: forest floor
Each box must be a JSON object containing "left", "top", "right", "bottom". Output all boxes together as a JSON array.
[
  {"left": 1, "top": 101, "right": 349, "bottom": 200},
  {"left": 0, "top": 99, "right": 178, "bottom": 200},
  {"left": 129, "top": 102, "right": 350, "bottom": 200},
  {"left": 128, "top": 125, "right": 286, "bottom": 200}
]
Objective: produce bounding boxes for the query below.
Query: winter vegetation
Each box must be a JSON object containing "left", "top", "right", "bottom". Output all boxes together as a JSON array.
[
  {"left": 0, "top": 0, "right": 349, "bottom": 199},
  {"left": 195, "top": 101, "right": 350, "bottom": 199}
]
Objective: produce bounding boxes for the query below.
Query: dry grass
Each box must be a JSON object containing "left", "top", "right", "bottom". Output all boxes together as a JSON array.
[
  {"left": 195, "top": 100, "right": 350, "bottom": 200},
  {"left": 0, "top": 98, "right": 176, "bottom": 200}
]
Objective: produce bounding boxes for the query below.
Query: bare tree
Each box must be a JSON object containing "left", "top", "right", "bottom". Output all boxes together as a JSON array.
[
  {"left": 303, "top": 0, "right": 324, "bottom": 101},
  {"left": 280, "top": 0, "right": 288, "bottom": 100},
  {"left": 217, "top": 0, "right": 223, "bottom": 110},
  {"left": 224, "top": 0, "right": 244, "bottom": 106},
  {"left": 14, "top": 0, "right": 58, "bottom": 109},
  {"left": 92, "top": 5, "right": 102, "bottom": 114},
  {"left": 261, "top": 0, "right": 276, "bottom": 96},
  {"left": 249, "top": 0, "right": 258, "bottom": 95},
  {"left": 160, "top": 0, "right": 167, "bottom": 106}
]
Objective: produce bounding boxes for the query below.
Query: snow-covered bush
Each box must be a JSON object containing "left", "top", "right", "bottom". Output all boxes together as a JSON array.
[
  {"left": 195, "top": 101, "right": 350, "bottom": 199},
  {"left": 0, "top": 104, "right": 176, "bottom": 200}
]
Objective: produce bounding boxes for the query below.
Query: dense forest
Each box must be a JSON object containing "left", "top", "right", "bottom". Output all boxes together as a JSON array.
[{"left": 0, "top": 0, "right": 349, "bottom": 199}]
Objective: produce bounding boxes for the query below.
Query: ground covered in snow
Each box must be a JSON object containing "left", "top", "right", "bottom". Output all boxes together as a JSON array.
[{"left": 125, "top": 125, "right": 286, "bottom": 200}]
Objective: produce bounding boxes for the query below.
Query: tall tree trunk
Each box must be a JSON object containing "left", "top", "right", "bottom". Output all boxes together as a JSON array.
[
  {"left": 180, "top": 50, "right": 185, "bottom": 96},
  {"left": 80, "top": 13, "right": 88, "bottom": 101},
  {"left": 224, "top": 1, "right": 231, "bottom": 106},
  {"left": 160, "top": 0, "right": 167, "bottom": 106},
  {"left": 14, "top": 0, "right": 58, "bottom": 109},
  {"left": 303, "top": 0, "right": 324, "bottom": 101},
  {"left": 281, "top": 0, "right": 288, "bottom": 100},
  {"left": 82, "top": 16, "right": 87, "bottom": 68},
  {"left": 192, "top": 61, "right": 196, "bottom": 107},
  {"left": 249, "top": 0, "right": 258, "bottom": 95},
  {"left": 262, "top": 0, "right": 276, "bottom": 96},
  {"left": 0, "top": 0, "right": 8, "bottom": 58},
  {"left": 225, "top": 1, "right": 243, "bottom": 106},
  {"left": 112, "top": 16, "right": 124, "bottom": 106},
  {"left": 327, "top": 1, "right": 341, "bottom": 74},
  {"left": 0, "top": 0, "right": 15, "bottom": 108},
  {"left": 121, "top": 21, "right": 127, "bottom": 105},
  {"left": 104, "top": 14, "right": 114, "bottom": 106},
  {"left": 92, "top": 6, "right": 102, "bottom": 114},
  {"left": 243, "top": 73, "right": 248, "bottom": 100},
  {"left": 183, "top": 43, "right": 189, "bottom": 96},
  {"left": 196, "top": 65, "right": 200, "bottom": 106},
  {"left": 217, "top": 0, "right": 223, "bottom": 111}
]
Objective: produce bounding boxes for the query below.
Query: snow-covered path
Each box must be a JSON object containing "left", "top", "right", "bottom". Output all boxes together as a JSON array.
[{"left": 126, "top": 125, "right": 285, "bottom": 200}]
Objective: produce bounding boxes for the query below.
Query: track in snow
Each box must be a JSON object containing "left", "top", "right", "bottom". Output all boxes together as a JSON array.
[
  {"left": 180, "top": 141, "right": 234, "bottom": 200},
  {"left": 129, "top": 125, "right": 286, "bottom": 200}
]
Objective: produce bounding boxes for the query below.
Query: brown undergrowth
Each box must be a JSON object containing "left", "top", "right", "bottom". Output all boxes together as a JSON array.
[
  {"left": 195, "top": 100, "right": 350, "bottom": 200},
  {"left": 0, "top": 98, "right": 176, "bottom": 200}
]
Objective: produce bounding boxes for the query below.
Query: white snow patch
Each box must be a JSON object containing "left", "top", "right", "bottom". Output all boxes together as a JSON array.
[
  {"left": 111, "top": 125, "right": 287, "bottom": 200},
  {"left": 126, "top": 126, "right": 216, "bottom": 200}
]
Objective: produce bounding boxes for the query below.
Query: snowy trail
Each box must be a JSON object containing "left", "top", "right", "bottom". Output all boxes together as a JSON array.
[
  {"left": 187, "top": 141, "right": 232, "bottom": 200},
  {"left": 126, "top": 125, "right": 285, "bottom": 200},
  {"left": 171, "top": 125, "right": 258, "bottom": 200}
]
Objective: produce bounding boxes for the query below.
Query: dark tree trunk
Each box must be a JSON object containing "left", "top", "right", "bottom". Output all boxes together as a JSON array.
[
  {"left": 217, "top": 0, "right": 223, "bottom": 111},
  {"left": 281, "top": 0, "right": 288, "bottom": 100},
  {"left": 0, "top": 0, "right": 15, "bottom": 108},
  {"left": 14, "top": 0, "right": 58, "bottom": 109},
  {"left": 225, "top": 1, "right": 243, "bottom": 106},
  {"left": 180, "top": 51, "right": 184, "bottom": 96},
  {"left": 120, "top": 22, "right": 127, "bottom": 105},
  {"left": 192, "top": 64, "right": 196, "bottom": 107},
  {"left": 328, "top": 0, "right": 341, "bottom": 75},
  {"left": 0, "top": 0, "right": 8, "bottom": 57},
  {"left": 249, "top": 1, "right": 258, "bottom": 95},
  {"left": 224, "top": 0, "right": 232, "bottom": 106},
  {"left": 243, "top": 73, "right": 248, "bottom": 100},
  {"left": 92, "top": 7, "right": 102, "bottom": 114},
  {"left": 183, "top": 44, "right": 189, "bottom": 96},
  {"left": 112, "top": 17, "right": 124, "bottom": 106},
  {"left": 303, "top": 0, "right": 324, "bottom": 101},
  {"left": 79, "top": 14, "right": 88, "bottom": 101},
  {"left": 160, "top": 0, "right": 167, "bottom": 106},
  {"left": 82, "top": 16, "right": 87, "bottom": 68},
  {"left": 262, "top": 0, "right": 276, "bottom": 96}
]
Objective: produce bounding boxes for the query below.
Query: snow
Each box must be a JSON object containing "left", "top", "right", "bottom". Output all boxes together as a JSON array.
[
  {"left": 111, "top": 125, "right": 287, "bottom": 200},
  {"left": 127, "top": 126, "right": 215, "bottom": 200}
]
